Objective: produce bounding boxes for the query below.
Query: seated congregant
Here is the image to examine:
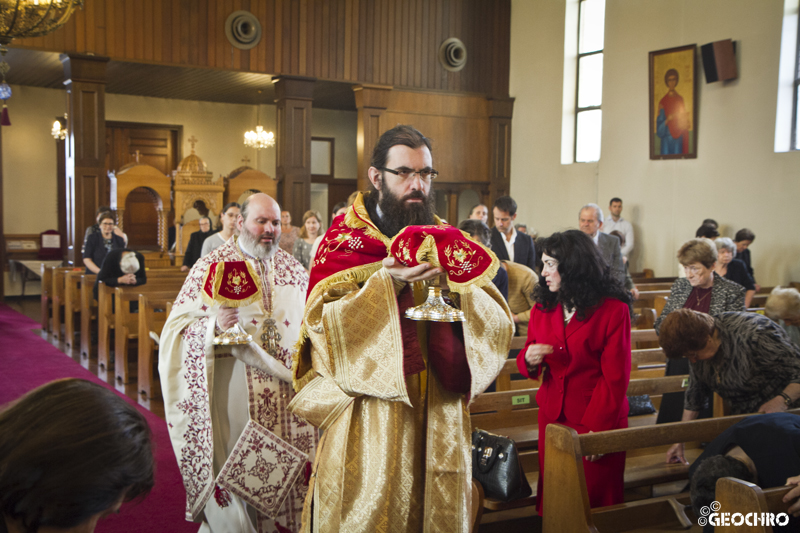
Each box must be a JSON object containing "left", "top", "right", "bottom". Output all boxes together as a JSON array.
[
  {"left": 734, "top": 228, "right": 759, "bottom": 291},
  {"left": 659, "top": 309, "right": 800, "bottom": 464},
  {"left": 714, "top": 237, "right": 755, "bottom": 307},
  {"left": 94, "top": 249, "right": 147, "bottom": 311},
  {"left": 766, "top": 286, "right": 800, "bottom": 347},
  {"left": 0, "top": 378, "right": 154, "bottom": 533},
  {"left": 83, "top": 212, "right": 126, "bottom": 274}
]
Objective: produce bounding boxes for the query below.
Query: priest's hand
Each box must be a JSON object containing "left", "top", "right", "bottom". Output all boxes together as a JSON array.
[
  {"left": 382, "top": 256, "right": 442, "bottom": 284},
  {"left": 217, "top": 305, "right": 239, "bottom": 330}
]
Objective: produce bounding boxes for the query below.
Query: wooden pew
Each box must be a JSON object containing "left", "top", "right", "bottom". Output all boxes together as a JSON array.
[
  {"left": 137, "top": 294, "right": 174, "bottom": 408},
  {"left": 716, "top": 478, "right": 793, "bottom": 533},
  {"left": 96, "top": 275, "right": 185, "bottom": 379},
  {"left": 114, "top": 286, "right": 181, "bottom": 386},
  {"left": 472, "top": 375, "right": 690, "bottom": 523},
  {"left": 79, "top": 274, "right": 97, "bottom": 363},
  {"left": 541, "top": 410, "right": 800, "bottom": 532},
  {"left": 63, "top": 271, "right": 84, "bottom": 349},
  {"left": 40, "top": 265, "right": 55, "bottom": 330},
  {"left": 49, "top": 266, "right": 72, "bottom": 338}
]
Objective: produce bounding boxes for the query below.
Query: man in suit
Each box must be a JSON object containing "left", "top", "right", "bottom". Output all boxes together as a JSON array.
[
  {"left": 579, "top": 203, "right": 626, "bottom": 285},
  {"left": 490, "top": 195, "right": 537, "bottom": 272},
  {"left": 180, "top": 216, "right": 214, "bottom": 272}
]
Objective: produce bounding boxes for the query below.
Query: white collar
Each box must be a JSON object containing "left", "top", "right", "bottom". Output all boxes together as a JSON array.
[{"left": 592, "top": 232, "right": 599, "bottom": 245}]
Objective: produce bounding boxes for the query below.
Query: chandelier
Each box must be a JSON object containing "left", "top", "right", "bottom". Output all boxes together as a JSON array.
[
  {"left": 244, "top": 125, "right": 274, "bottom": 149},
  {"left": 0, "top": 0, "right": 84, "bottom": 126},
  {"left": 243, "top": 102, "right": 275, "bottom": 150}
]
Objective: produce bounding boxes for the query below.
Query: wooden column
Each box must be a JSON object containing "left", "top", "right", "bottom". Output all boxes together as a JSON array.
[
  {"left": 273, "top": 76, "right": 314, "bottom": 222},
  {"left": 488, "top": 97, "right": 515, "bottom": 205},
  {"left": 61, "top": 54, "right": 108, "bottom": 266},
  {"left": 354, "top": 85, "right": 392, "bottom": 192},
  {"left": 55, "top": 116, "right": 68, "bottom": 261}
]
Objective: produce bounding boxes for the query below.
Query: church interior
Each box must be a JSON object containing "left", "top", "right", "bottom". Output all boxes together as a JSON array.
[{"left": 1, "top": 0, "right": 800, "bottom": 532}]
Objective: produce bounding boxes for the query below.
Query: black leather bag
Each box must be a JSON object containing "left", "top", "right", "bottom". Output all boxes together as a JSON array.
[
  {"left": 471, "top": 429, "right": 532, "bottom": 502},
  {"left": 627, "top": 394, "right": 656, "bottom": 416}
]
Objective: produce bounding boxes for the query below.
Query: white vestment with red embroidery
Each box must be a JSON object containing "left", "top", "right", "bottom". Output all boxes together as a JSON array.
[{"left": 159, "top": 237, "right": 317, "bottom": 533}]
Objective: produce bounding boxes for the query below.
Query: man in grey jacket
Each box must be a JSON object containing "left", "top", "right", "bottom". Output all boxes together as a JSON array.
[{"left": 579, "top": 203, "right": 625, "bottom": 286}]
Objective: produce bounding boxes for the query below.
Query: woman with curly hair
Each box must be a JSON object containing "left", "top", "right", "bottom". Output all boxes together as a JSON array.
[{"left": 517, "top": 230, "right": 632, "bottom": 515}]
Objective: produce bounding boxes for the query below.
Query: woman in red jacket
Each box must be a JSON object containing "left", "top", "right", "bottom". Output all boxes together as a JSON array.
[{"left": 517, "top": 230, "right": 632, "bottom": 515}]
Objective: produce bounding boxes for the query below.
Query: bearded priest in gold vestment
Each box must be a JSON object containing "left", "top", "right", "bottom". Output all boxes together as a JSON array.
[{"left": 289, "top": 125, "right": 514, "bottom": 533}]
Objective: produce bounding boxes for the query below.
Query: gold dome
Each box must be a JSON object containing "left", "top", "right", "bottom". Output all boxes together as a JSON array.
[{"left": 177, "top": 151, "right": 208, "bottom": 173}]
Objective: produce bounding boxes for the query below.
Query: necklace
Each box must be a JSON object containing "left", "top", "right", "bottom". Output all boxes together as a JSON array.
[{"left": 694, "top": 289, "right": 711, "bottom": 307}]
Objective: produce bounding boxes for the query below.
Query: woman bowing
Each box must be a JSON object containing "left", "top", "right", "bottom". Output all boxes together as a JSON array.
[{"left": 517, "top": 230, "right": 632, "bottom": 514}]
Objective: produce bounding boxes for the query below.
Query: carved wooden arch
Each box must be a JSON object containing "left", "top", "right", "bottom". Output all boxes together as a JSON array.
[
  {"left": 224, "top": 166, "right": 276, "bottom": 205},
  {"left": 179, "top": 192, "right": 223, "bottom": 220},
  {"left": 109, "top": 163, "right": 172, "bottom": 251}
]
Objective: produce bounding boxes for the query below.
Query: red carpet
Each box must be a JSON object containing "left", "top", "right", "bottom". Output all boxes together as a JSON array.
[{"left": 0, "top": 304, "right": 198, "bottom": 533}]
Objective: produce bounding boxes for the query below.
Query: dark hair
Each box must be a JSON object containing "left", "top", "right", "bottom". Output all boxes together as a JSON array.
[
  {"left": 0, "top": 379, "right": 154, "bottom": 533},
  {"left": 493, "top": 196, "right": 517, "bottom": 217},
  {"left": 691, "top": 455, "right": 755, "bottom": 527},
  {"left": 533, "top": 230, "right": 631, "bottom": 319},
  {"left": 95, "top": 206, "right": 111, "bottom": 217},
  {"left": 332, "top": 201, "right": 347, "bottom": 218},
  {"left": 735, "top": 228, "right": 755, "bottom": 243},
  {"left": 608, "top": 230, "right": 626, "bottom": 247},
  {"left": 369, "top": 125, "right": 432, "bottom": 171},
  {"left": 665, "top": 68, "right": 679, "bottom": 85},
  {"left": 702, "top": 218, "right": 719, "bottom": 229},
  {"left": 609, "top": 197, "right": 622, "bottom": 205},
  {"left": 696, "top": 224, "right": 720, "bottom": 239},
  {"left": 98, "top": 211, "right": 115, "bottom": 224},
  {"left": 658, "top": 309, "right": 716, "bottom": 360},
  {"left": 222, "top": 202, "right": 241, "bottom": 215},
  {"left": 199, "top": 216, "right": 211, "bottom": 225},
  {"left": 458, "top": 219, "right": 492, "bottom": 247},
  {"left": 470, "top": 204, "right": 487, "bottom": 214}
]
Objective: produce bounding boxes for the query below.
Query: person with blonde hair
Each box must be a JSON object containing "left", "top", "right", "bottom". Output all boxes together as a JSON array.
[
  {"left": 766, "top": 286, "right": 800, "bottom": 347},
  {"left": 292, "top": 209, "right": 323, "bottom": 271}
]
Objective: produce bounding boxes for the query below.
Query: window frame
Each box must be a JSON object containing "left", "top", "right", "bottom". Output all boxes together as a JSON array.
[
  {"left": 792, "top": 11, "right": 800, "bottom": 151},
  {"left": 574, "top": 0, "right": 604, "bottom": 163}
]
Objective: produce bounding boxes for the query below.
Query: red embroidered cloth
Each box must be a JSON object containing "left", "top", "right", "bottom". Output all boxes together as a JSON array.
[{"left": 202, "top": 260, "right": 261, "bottom": 308}]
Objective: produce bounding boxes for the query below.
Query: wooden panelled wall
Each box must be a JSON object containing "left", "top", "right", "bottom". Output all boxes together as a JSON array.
[{"left": 16, "top": 0, "right": 511, "bottom": 97}]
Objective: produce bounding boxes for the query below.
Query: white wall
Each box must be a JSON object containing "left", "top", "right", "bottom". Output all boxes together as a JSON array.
[{"left": 510, "top": 0, "right": 800, "bottom": 286}]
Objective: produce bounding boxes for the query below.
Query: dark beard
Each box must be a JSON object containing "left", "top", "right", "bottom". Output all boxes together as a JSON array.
[{"left": 368, "top": 183, "right": 437, "bottom": 238}]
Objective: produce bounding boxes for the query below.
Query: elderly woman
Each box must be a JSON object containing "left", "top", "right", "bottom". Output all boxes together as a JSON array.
[
  {"left": 766, "top": 286, "right": 800, "bottom": 347},
  {"left": 714, "top": 237, "right": 756, "bottom": 307},
  {"left": 518, "top": 230, "right": 631, "bottom": 513},
  {"left": 659, "top": 309, "right": 800, "bottom": 464},
  {"left": 654, "top": 238, "right": 745, "bottom": 423}
]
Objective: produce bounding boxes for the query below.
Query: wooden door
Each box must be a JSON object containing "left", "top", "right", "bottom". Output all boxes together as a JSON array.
[{"left": 124, "top": 187, "right": 160, "bottom": 250}]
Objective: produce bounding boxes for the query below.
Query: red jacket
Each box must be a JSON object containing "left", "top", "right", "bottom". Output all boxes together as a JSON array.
[{"left": 517, "top": 298, "right": 631, "bottom": 432}]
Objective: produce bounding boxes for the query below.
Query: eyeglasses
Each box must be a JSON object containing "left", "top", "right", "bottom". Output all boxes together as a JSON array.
[
  {"left": 683, "top": 264, "right": 705, "bottom": 274},
  {"left": 379, "top": 167, "right": 439, "bottom": 182},
  {"left": 100, "top": 222, "right": 114, "bottom": 227}
]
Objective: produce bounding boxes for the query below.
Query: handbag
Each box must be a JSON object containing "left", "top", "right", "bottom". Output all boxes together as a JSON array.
[
  {"left": 627, "top": 394, "right": 656, "bottom": 416},
  {"left": 471, "top": 429, "right": 532, "bottom": 502}
]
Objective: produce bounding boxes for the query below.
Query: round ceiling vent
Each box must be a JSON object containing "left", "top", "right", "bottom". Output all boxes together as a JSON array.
[
  {"left": 225, "top": 11, "right": 262, "bottom": 50},
  {"left": 439, "top": 37, "right": 467, "bottom": 72}
]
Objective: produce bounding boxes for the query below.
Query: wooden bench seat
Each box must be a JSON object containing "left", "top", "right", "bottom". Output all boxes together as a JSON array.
[
  {"left": 49, "top": 266, "right": 73, "bottom": 338},
  {"left": 96, "top": 276, "right": 185, "bottom": 380},
  {"left": 716, "top": 478, "right": 793, "bottom": 533},
  {"left": 137, "top": 295, "right": 173, "bottom": 408},
  {"left": 541, "top": 410, "right": 800, "bottom": 532}
]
